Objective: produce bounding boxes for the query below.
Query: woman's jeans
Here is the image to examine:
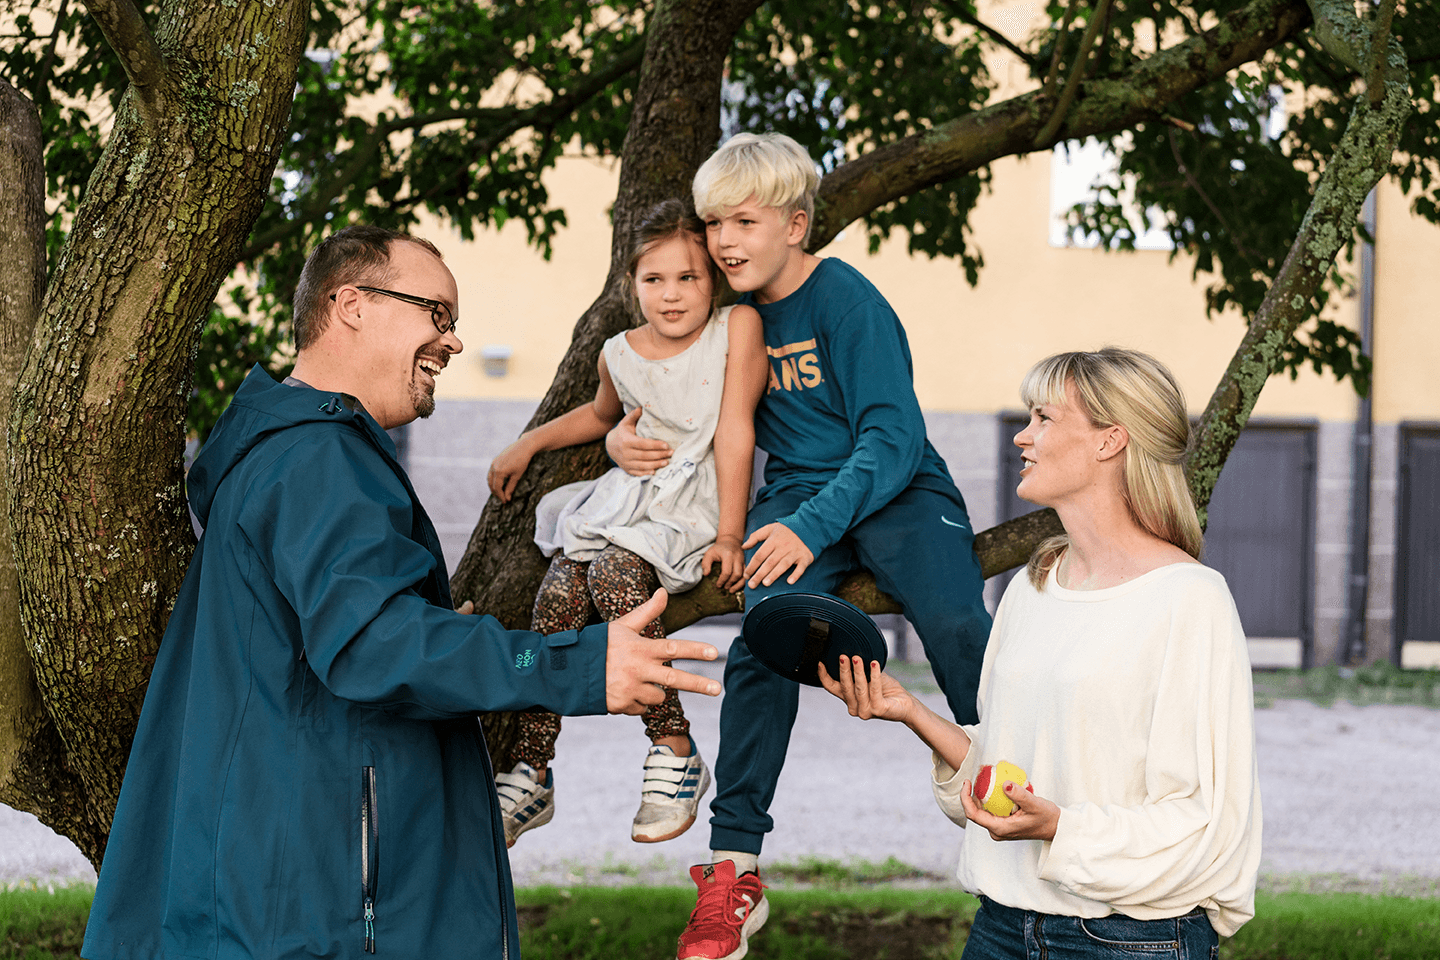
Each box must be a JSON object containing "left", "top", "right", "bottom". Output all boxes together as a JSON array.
[{"left": 963, "top": 897, "right": 1218, "bottom": 960}]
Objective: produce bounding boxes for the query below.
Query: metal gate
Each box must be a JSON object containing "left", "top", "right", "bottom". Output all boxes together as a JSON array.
[{"left": 1396, "top": 423, "right": 1440, "bottom": 652}]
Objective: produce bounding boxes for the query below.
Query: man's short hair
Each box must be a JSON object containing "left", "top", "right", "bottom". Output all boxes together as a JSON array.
[
  {"left": 692, "top": 133, "right": 821, "bottom": 243},
  {"left": 292, "top": 225, "right": 443, "bottom": 350}
]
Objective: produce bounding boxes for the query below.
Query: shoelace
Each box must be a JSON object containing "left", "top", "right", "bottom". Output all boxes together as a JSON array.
[{"left": 688, "top": 875, "right": 763, "bottom": 928}]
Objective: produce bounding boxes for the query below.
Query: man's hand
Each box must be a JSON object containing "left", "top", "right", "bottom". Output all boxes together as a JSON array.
[
  {"left": 605, "top": 407, "right": 673, "bottom": 476},
  {"left": 959, "top": 775, "right": 1062, "bottom": 842},
  {"left": 606, "top": 589, "right": 721, "bottom": 714},
  {"left": 742, "top": 522, "right": 814, "bottom": 588}
]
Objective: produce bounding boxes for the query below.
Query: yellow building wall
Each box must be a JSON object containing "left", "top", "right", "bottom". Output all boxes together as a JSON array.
[{"left": 1373, "top": 177, "right": 1440, "bottom": 425}]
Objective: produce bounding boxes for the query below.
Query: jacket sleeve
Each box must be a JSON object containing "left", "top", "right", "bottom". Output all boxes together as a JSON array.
[
  {"left": 776, "top": 297, "right": 928, "bottom": 555},
  {"left": 238, "top": 424, "right": 609, "bottom": 720},
  {"left": 1034, "top": 579, "right": 1262, "bottom": 924}
]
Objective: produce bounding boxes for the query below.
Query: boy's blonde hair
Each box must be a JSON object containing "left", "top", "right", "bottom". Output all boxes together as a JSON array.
[
  {"left": 692, "top": 133, "right": 821, "bottom": 243},
  {"left": 1021, "top": 348, "right": 1204, "bottom": 588}
]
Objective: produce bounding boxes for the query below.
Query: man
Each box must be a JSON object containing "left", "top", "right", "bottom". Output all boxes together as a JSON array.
[{"left": 81, "top": 226, "right": 721, "bottom": 960}]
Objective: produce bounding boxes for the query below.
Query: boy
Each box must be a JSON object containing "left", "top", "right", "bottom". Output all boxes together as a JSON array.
[{"left": 612, "top": 133, "right": 991, "bottom": 960}]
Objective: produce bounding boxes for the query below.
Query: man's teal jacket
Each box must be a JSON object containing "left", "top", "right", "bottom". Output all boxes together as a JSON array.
[{"left": 82, "top": 367, "right": 609, "bottom": 959}]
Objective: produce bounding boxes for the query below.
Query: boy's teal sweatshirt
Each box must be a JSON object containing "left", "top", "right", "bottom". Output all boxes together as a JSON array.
[{"left": 741, "top": 257, "right": 957, "bottom": 555}]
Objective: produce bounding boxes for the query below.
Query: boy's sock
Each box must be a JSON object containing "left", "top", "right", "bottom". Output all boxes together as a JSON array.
[{"left": 710, "top": 849, "right": 759, "bottom": 874}]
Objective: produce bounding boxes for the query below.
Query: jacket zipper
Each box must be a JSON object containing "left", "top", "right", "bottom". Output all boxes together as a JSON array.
[
  {"left": 362, "top": 765, "right": 379, "bottom": 954},
  {"left": 476, "top": 739, "right": 510, "bottom": 960}
]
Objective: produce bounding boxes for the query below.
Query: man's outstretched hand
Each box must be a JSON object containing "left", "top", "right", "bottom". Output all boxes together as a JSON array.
[{"left": 606, "top": 589, "right": 721, "bottom": 714}]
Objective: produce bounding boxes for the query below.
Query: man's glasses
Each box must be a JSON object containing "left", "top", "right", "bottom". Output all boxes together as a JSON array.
[{"left": 331, "top": 286, "right": 456, "bottom": 335}]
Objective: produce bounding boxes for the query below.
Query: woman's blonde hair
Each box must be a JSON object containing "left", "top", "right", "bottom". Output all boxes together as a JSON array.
[
  {"left": 1021, "top": 348, "right": 1204, "bottom": 588},
  {"left": 692, "top": 133, "right": 820, "bottom": 244}
]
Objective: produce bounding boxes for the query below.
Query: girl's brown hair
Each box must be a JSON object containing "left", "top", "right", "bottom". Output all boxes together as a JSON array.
[{"left": 622, "top": 199, "right": 722, "bottom": 321}]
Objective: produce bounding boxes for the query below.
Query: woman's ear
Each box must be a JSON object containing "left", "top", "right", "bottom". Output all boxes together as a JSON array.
[{"left": 1097, "top": 424, "right": 1129, "bottom": 461}]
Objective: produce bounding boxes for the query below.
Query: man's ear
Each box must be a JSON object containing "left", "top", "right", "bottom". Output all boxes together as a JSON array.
[
  {"left": 330, "top": 286, "right": 366, "bottom": 332},
  {"left": 1097, "top": 424, "right": 1129, "bottom": 462}
]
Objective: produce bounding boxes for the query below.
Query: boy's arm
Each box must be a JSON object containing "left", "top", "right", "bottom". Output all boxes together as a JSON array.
[
  {"left": 770, "top": 297, "right": 929, "bottom": 556},
  {"left": 488, "top": 351, "right": 625, "bottom": 502},
  {"left": 701, "top": 306, "right": 767, "bottom": 592}
]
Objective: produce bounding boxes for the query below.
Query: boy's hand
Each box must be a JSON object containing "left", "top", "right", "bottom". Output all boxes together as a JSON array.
[
  {"left": 487, "top": 441, "right": 533, "bottom": 502},
  {"left": 605, "top": 407, "right": 672, "bottom": 476},
  {"left": 742, "top": 523, "right": 814, "bottom": 588},
  {"left": 606, "top": 590, "right": 722, "bottom": 714},
  {"left": 700, "top": 536, "right": 746, "bottom": 593}
]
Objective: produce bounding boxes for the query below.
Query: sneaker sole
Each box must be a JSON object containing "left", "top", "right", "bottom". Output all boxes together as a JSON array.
[
  {"left": 678, "top": 895, "right": 768, "bottom": 960},
  {"left": 631, "top": 812, "right": 697, "bottom": 844}
]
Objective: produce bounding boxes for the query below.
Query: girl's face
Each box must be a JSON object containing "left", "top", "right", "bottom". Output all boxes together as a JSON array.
[{"left": 634, "top": 233, "right": 715, "bottom": 349}]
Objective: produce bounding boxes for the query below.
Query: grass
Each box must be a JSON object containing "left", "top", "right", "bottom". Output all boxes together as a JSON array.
[
  {"left": 4, "top": 666, "right": 1436, "bottom": 958},
  {"left": 0, "top": 883, "right": 92, "bottom": 960},
  {"left": 1251, "top": 663, "right": 1440, "bottom": 708},
  {"left": 7, "top": 882, "right": 1439, "bottom": 960}
]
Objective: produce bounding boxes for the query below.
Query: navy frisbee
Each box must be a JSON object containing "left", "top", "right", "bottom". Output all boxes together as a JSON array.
[{"left": 741, "top": 592, "right": 888, "bottom": 687}]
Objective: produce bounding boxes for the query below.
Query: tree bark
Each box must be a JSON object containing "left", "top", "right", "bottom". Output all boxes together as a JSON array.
[{"left": 4, "top": 0, "right": 310, "bottom": 865}]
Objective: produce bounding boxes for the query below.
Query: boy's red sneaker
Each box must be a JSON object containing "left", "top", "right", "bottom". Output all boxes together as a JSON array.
[{"left": 676, "top": 860, "right": 769, "bottom": 960}]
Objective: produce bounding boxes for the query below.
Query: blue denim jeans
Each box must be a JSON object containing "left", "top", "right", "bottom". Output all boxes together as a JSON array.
[{"left": 963, "top": 897, "right": 1218, "bottom": 960}]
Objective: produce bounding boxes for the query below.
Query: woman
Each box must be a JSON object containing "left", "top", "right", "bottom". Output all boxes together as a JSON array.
[{"left": 822, "top": 348, "right": 1261, "bottom": 959}]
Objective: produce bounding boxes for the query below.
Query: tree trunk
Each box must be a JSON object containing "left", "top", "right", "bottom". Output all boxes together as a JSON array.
[
  {"left": 450, "top": 0, "right": 764, "bottom": 767},
  {"left": 3, "top": 0, "right": 310, "bottom": 866},
  {"left": 0, "top": 77, "right": 98, "bottom": 855}
]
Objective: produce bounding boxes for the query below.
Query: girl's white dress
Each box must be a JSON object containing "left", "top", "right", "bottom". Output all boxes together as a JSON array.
[{"left": 533, "top": 307, "right": 732, "bottom": 593}]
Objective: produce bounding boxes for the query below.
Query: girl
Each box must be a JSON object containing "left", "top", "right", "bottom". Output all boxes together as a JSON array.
[
  {"left": 486, "top": 199, "right": 767, "bottom": 847},
  {"left": 821, "top": 348, "right": 1262, "bottom": 959}
]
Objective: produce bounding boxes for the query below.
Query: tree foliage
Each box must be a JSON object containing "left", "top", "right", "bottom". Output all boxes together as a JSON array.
[
  {"left": 0, "top": 0, "right": 1430, "bottom": 859},
  {"left": 8, "top": 1, "right": 1435, "bottom": 434}
]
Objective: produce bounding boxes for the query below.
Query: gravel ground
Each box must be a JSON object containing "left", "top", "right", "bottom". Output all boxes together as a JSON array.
[{"left": 5, "top": 640, "right": 1439, "bottom": 895}]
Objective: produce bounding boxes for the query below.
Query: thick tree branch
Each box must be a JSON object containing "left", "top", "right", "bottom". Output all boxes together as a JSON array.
[
  {"left": 809, "top": 0, "right": 1314, "bottom": 251},
  {"left": 80, "top": 0, "right": 168, "bottom": 117},
  {"left": 1187, "top": 26, "right": 1410, "bottom": 516},
  {"left": 237, "top": 35, "right": 648, "bottom": 263}
]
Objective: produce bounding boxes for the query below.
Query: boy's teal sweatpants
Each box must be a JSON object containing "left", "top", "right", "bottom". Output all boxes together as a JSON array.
[{"left": 708, "top": 481, "right": 991, "bottom": 856}]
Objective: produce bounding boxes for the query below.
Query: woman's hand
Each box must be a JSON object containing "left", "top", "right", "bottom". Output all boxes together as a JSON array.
[
  {"left": 959, "top": 775, "right": 1061, "bottom": 842},
  {"left": 700, "top": 536, "right": 746, "bottom": 593},
  {"left": 818, "top": 655, "right": 917, "bottom": 724}
]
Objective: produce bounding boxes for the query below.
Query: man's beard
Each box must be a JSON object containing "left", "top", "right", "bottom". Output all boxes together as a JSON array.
[{"left": 411, "top": 378, "right": 436, "bottom": 419}]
